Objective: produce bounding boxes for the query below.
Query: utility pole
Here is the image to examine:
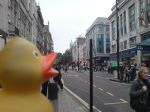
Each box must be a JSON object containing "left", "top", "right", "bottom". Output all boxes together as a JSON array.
[
  {"left": 116, "top": 0, "right": 120, "bottom": 79},
  {"left": 89, "top": 39, "right": 93, "bottom": 112}
]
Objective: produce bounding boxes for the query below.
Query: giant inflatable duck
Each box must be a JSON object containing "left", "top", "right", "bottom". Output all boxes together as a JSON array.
[{"left": 0, "top": 37, "right": 58, "bottom": 112}]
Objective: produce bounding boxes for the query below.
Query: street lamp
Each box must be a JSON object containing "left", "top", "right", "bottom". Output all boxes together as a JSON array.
[{"left": 116, "top": 0, "right": 120, "bottom": 79}]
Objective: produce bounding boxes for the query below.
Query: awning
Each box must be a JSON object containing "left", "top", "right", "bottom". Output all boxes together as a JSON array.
[
  {"left": 143, "top": 53, "right": 150, "bottom": 57},
  {"left": 139, "top": 38, "right": 150, "bottom": 46},
  {"left": 137, "top": 38, "right": 150, "bottom": 51}
]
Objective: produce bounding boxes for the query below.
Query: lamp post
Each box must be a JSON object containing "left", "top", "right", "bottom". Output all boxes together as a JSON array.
[
  {"left": 116, "top": 0, "right": 120, "bottom": 79},
  {"left": 89, "top": 39, "right": 93, "bottom": 112}
]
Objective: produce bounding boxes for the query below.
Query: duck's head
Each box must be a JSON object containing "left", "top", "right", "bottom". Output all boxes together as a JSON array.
[{"left": 0, "top": 37, "right": 58, "bottom": 92}]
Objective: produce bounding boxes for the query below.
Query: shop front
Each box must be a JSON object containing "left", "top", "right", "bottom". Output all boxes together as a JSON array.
[
  {"left": 110, "top": 47, "right": 137, "bottom": 65},
  {"left": 137, "top": 38, "right": 150, "bottom": 67}
]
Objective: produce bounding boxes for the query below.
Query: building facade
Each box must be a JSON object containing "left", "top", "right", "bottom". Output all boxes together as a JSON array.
[
  {"left": 43, "top": 23, "right": 53, "bottom": 54},
  {"left": 109, "top": 0, "right": 150, "bottom": 67},
  {"left": 36, "top": 5, "right": 44, "bottom": 54},
  {"left": 71, "top": 36, "right": 86, "bottom": 66},
  {"left": 85, "top": 17, "right": 110, "bottom": 67},
  {"left": 0, "top": 0, "right": 9, "bottom": 49},
  {"left": 0, "top": 0, "right": 54, "bottom": 54}
]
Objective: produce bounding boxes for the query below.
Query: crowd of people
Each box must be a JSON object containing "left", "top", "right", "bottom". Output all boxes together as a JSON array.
[{"left": 117, "top": 63, "right": 137, "bottom": 83}]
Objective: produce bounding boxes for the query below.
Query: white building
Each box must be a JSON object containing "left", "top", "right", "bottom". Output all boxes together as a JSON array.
[
  {"left": 109, "top": 0, "right": 150, "bottom": 67},
  {"left": 71, "top": 36, "right": 86, "bottom": 65},
  {"left": 85, "top": 17, "right": 110, "bottom": 66}
]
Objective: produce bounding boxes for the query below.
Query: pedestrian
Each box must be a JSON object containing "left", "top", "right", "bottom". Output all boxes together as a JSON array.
[
  {"left": 53, "top": 64, "right": 63, "bottom": 89},
  {"left": 124, "top": 64, "right": 130, "bottom": 83},
  {"left": 119, "top": 64, "right": 124, "bottom": 82},
  {"left": 130, "top": 67, "right": 150, "bottom": 112},
  {"left": 130, "top": 64, "right": 137, "bottom": 81}
]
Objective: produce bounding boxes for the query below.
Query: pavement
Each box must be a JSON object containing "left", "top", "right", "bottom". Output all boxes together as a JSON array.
[{"left": 51, "top": 86, "right": 89, "bottom": 112}]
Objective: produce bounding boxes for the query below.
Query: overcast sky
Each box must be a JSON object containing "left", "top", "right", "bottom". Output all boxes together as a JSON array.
[{"left": 37, "top": 0, "right": 115, "bottom": 53}]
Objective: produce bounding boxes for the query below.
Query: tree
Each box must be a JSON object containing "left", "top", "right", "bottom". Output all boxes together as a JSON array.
[
  {"left": 62, "top": 49, "right": 72, "bottom": 65},
  {"left": 55, "top": 52, "right": 63, "bottom": 64},
  {"left": 55, "top": 49, "right": 72, "bottom": 65}
]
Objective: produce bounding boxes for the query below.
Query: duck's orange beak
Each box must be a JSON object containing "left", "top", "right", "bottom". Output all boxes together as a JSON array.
[{"left": 42, "top": 52, "right": 58, "bottom": 80}]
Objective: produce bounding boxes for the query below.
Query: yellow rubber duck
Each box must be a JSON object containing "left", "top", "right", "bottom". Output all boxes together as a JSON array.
[{"left": 0, "top": 37, "right": 58, "bottom": 112}]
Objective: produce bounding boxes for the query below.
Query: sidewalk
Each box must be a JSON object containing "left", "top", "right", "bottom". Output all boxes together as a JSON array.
[{"left": 51, "top": 87, "right": 88, "bottom": 112}]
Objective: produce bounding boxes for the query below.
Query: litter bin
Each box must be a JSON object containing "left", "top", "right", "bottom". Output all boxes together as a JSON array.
[{"left": 48, "top": 82, "right": 58, "bottom": 100}]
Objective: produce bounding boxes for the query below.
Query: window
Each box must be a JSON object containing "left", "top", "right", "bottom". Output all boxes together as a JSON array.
[
  {"left": 129, "top": 37, "right": 136, "bottom": 48},
  {"left": 124, "top": 40, "right": 127, "bottom": 49},
  {"left": 97, "top": 34, "right": 104, "bottom": 53},
  {"left": 111, "top": 21, "right": 115, "bottom": 40},
  {"left": 123, "top": 11, "right": 127, "bottom": 34},
  {"left": 112, "top": 45, "right": 116, "bottom": 53},
  {"left": 106, "top": 26, "right": 110, "bottom": 32},
  {"left": 120, "top": 42, "right": 123, "bottom": 50},
  {"left": 139, "top": 0, "right": 145, "bottom": 26},
  {"left": 98, "top": 26, "right": 104, "bottom": 33},
  {"left": 120, "top": 14, "right": 123, "bottom": 36},
  {"left": 139, "top": 0, "right": 144, "bottom": 10},
  {"left": 147, "top": 0, "right": 150, "bottom": 23},
  {"left": 129, "top": 4, "right": 136, "bottom": 31},
  {"left": 106, "top": 34, "right": 110, "bottom": 53}
]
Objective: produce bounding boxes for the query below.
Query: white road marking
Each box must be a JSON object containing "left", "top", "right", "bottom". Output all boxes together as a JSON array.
[
  {"left": 120, "top": 98, "right": 128, "bottom": 103},
  {"left": 64, "top": 85, "right": 102, "bottom": 112},
  {"left": 104, "top": 101, "right": 128, "bottom": 105},
  {"left": 98, "top": 88, "right": 104, "bottom": 91},
  {"left": 104, "top": 98, "right": 128, "bottom": 105},
  {"left": 95, "top": 76, "right": 110, "bottom": 79},
  {"left": 106, "top": 92, "right": 114, "bottom": 96}
]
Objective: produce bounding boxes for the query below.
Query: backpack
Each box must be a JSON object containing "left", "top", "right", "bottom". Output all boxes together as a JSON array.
[{"left": 130, "top": 80, "right": 147, "bottom": 110}]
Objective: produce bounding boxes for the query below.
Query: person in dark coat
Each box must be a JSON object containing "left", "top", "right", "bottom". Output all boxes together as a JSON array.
[
  {"left": 130, "top": 67, "right": 150, "bottom": 112},
  {"left": 124, "top": 64, "right": 130, "bottom": 83},
  {"left": 53, "top": 64, "right": 63, "bottom": 89}
]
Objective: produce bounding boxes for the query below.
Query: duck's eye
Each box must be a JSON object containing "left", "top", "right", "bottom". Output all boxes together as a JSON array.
[{"left": 33, "top": 51, "right": 39, "bottom": 59}]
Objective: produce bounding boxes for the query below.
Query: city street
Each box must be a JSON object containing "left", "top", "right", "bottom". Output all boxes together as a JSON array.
[{"left": 62, "top": 70, "right": 134, "bottom": 112}]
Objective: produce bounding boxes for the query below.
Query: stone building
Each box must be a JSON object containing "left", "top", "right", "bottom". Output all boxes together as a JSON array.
[
  {"left": 0, "top": 0, "right": 8, "bottom": 50},
  {"left": 0, "top": 0, "right": 54, "bottom": 54},
  {"left": 85, "top": 17, "right": 110, "bottom": 67},
  {"left": 0, "top": 0, "right": 38, "bottom": 44},
  {"left": 109, "top": 0, "right": 150, "bottom": 67},
  {"left": 71, "top": 36, "right": 86, "bottom": 65},
  {"left": 36, "top": 5, "right": 44, "bottom": 54},
  {"left": 43, "top": 23, "right": 53, "bottom": 54}
]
